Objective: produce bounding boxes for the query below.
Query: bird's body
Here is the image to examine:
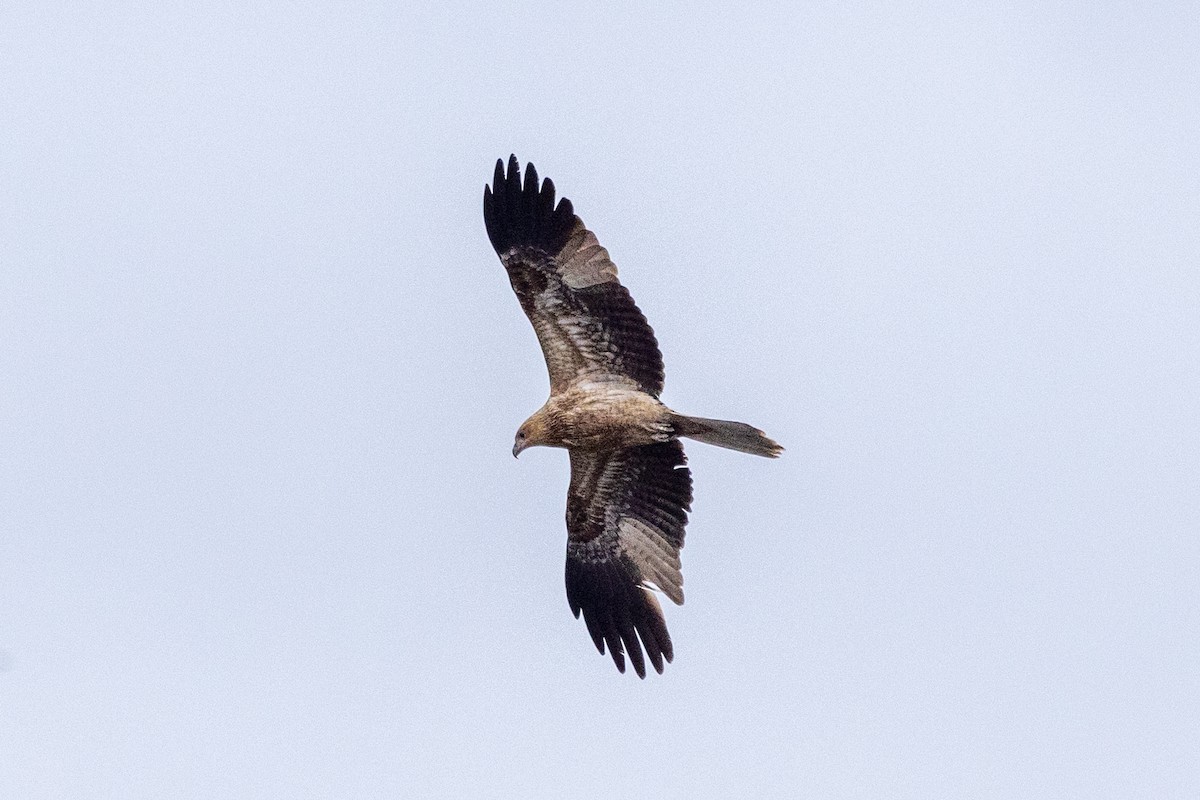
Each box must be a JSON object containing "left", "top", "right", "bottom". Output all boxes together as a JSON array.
[
  {"left": 484, "top": 156, "right": 781, "bottom": 677},
  {"left": 520, "top": 382, "right": 673, "bottom": 452}
]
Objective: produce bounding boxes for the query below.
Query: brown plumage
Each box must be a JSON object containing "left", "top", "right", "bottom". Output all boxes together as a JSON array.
[{"left": 484, "top": 156, "right": 781, "bottom": 677}]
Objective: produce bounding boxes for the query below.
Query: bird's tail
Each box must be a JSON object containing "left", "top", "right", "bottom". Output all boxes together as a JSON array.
[{"left": 670, "top": 415, "right": 783, "bottom": 458}]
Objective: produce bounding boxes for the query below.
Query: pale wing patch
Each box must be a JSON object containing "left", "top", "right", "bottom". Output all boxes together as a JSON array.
[
  {"left": 558, "top": 222, "right": 619, "bottom": 289},
  {"left": 618, "top": 517, "right": 684, "bottom": 605}
]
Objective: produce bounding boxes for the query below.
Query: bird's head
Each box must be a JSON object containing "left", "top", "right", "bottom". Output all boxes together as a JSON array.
[{"left": 513, "top": 414, "right": 549, "bottom": 458}]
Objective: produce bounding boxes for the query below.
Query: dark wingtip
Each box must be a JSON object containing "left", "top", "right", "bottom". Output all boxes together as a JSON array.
[
  {"left": 566, "top": 557, "right": 674, "bottom": 678},
  {"left": 492, "top": 158, "right": 505, "bottom": 194},
  {"left": 483, "top": 156, "right": 577, "bottom": 256},
  {"left": 631, "top": 651, "right": 647, "bottom": 679}
]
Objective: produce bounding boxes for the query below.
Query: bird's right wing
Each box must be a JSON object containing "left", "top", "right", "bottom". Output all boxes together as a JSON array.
[
  {"left": 564, "top": 441, "right": 693, "bottom": 677},
  {"left": 483, "top": 156, "right": 665, "bottom": 396}
]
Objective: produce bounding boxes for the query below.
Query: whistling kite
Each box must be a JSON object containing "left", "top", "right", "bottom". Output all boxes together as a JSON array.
[{"left": 484, "top": 156, "right": 781, "bottom": 677}]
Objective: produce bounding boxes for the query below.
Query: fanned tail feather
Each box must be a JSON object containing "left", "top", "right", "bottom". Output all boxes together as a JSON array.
[{"left": 671, "top": 415, "right": 783, "bottom": 458}]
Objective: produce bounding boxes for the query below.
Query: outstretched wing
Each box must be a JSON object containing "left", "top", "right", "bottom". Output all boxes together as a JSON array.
[
  {"left": 483, "top": 155, "right": 665, "bottom": 396},
  {"left": 565, "top": 441, "right": 693, "bottom": 677}
]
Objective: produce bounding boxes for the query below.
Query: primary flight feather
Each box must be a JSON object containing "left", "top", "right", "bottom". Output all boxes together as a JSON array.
[{"left": 484, "top": 156, "right": 781, "bottom": 677}]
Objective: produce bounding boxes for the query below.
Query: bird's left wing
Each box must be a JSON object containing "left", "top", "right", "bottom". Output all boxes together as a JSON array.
[
  {"left": 483, "top": 156, "right": 665, "bottom": 396},
  {"left": 564, "top": 441, "right": 693, "bottom": 677}
]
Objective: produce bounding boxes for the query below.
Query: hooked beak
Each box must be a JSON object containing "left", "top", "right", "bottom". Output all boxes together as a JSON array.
[{"left": 512, "top": 441, "right": 524, "bottom": 458}]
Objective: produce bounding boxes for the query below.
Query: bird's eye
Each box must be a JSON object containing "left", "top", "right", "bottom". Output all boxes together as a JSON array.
[{"left": 517, "top": 431, "right": 526, "bottom": 440}]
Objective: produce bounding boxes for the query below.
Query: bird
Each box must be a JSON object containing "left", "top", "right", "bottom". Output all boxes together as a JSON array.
[{"left": 483, "top": 155, "right": 781, "bottom": 677}]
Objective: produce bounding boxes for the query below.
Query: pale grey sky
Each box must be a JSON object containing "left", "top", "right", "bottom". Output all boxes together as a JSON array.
[{"left": 2, "top": 3, "right": 1198, "bottom": 798}]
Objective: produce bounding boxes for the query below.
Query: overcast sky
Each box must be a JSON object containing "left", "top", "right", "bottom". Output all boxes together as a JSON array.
[{"left": 2, "top": 3, "right": 1198, "bottom": 798}]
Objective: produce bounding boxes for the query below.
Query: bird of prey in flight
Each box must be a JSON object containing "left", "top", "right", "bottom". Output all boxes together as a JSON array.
[{"left": 484, "top": 156, "right": 781, "bottom": 677}]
